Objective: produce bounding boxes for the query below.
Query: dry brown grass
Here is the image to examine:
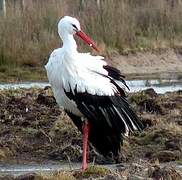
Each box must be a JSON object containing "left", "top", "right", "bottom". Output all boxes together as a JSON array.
[{"left": 1, "top": 0, "right": 182, "bottom": 70}]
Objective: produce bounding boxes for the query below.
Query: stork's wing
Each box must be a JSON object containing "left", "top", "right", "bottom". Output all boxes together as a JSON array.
[
  {"left": 64, "top": 88, "right": 144, "bottom": 158},
  {"left": 103, "top": 65, "right": 129, "bottom": 90}
]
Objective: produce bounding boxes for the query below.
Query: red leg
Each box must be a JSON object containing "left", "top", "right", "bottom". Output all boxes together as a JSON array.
[{"left": 81, "top": 120, "right": 90, "bottom": 171}]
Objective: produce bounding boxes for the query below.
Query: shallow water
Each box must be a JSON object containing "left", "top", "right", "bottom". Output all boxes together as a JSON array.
[
  {"left": 127, "top": 79, "right": 182, "bottom": 93},
  {"left": 0, "top": 161, "right": 181, "bottom": 177},
  {"left": 0, "top": 162, "right": 125, "bottom": 176},
  {"left": 0, "top": 79, "right": 181, "bottom": 94},
  {"left": 0, "top": 82, "right": 49, "bottom": 90},
  {"left": 0, "top": 162, "right": 80, "bottom": 176}
]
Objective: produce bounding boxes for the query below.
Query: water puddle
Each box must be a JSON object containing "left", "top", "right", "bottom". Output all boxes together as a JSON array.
[
  {"left": 0, "top": 82, "right": 49, "bottom": 90},
  {"left": 0, "top": 162, "right": 181, "bottom": 177},
  {"left": 0, "top": 162, "right": 80, "bottom": 176},
  {"left": 0, "top": 79, "right": 181, "bottom": 94},
  {"left": 0, "top": 162, "right": 125, "bottom": 176},
  {"left": 127, "top": 79, "right": 182, "bottom": 93}
]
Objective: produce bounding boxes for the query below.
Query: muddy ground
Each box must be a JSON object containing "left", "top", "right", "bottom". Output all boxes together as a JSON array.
[{"left": 0, "top": 87, "right": 181, "bottom": 179}]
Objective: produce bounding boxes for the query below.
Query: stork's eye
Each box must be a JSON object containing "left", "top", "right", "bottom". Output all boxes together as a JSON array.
[{"left": 72, "top": 24, "right": 78, "bottom": 30}]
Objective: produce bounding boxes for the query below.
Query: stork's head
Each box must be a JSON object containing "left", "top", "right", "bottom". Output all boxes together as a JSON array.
[
  {"left": 58, "top": 16, "right": 99, "bottom": 51},
  {"left": 58, "top": 16, "right": 81, "bottom": 36}
]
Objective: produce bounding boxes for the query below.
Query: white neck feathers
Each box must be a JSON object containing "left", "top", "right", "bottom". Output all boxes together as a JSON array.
[{"left": 60, "top": 32, "right": 77, "bottom": 53}]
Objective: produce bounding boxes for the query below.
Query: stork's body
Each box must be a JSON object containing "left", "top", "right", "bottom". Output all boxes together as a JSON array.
[
  {"left": 45, "top": 16, "right": 143, "bottom": 170},
  {"left": 46, "top": 50, "right": 113, "bottom": 116}
]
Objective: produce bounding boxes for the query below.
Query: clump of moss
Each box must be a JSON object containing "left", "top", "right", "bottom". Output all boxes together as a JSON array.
[{"left": 74, "top": 166, "right": 110, "bottom": 179}]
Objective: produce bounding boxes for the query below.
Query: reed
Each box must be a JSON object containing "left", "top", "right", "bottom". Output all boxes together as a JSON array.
[{"left": 0, "top": 0, "right": 182, "bottom": 69}]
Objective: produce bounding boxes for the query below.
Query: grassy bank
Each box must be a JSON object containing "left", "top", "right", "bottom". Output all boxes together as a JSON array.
[{"left": 1, "top": 0, "right": 182, "bottom": 81}]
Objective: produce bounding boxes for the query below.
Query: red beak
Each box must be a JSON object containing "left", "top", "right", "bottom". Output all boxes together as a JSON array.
[{"left": 76, "top": 31, "right": 99, "bottom": 52}]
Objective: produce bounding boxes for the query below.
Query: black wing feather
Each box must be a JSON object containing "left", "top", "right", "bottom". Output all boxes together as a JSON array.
[
  {"left": 103, "top": 65, "right": 130, "bottom": 90},
  {"left": 103, "top": 65, "right": 125, "bottom": 79},
  {"left": 65, "top": 110, "right": 82, "bottom": 132},
  {"left": 64, "top": 88, "right": 143, "bottom": 158}
]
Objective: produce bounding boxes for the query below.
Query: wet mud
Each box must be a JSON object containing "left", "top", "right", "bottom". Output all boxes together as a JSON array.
[{"left": 0, "top": 87, "right": 181, "bottom": 179}]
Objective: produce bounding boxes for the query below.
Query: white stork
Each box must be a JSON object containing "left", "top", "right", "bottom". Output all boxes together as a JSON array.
[{"left": 45, "top": 16, "right": 143, "bottom": 170}]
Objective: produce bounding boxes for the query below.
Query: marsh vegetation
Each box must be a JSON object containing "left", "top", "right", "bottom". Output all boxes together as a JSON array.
[{"left": 0, "top": 0, "right": 182, "bottom": 81}]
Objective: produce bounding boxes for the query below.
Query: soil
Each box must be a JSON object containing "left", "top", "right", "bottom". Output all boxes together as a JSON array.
[
  {"left": 111, "top": 48, "right": 182, "bottom": 79},
  {"left": 0, "top": 87, "right": 181, "bottom": 179}
]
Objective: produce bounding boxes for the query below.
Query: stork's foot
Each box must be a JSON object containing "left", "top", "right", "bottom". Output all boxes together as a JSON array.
[{"left": 81, "top": 161, "right": 88, "bottom": 171}]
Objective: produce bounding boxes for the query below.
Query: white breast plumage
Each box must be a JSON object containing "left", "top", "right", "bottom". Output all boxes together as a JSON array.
[{"left": 45, "top": 48, "right": 117, "bottom": 116}]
